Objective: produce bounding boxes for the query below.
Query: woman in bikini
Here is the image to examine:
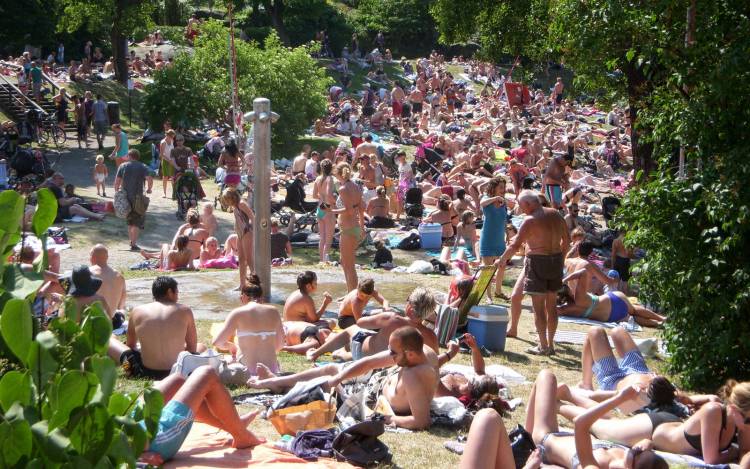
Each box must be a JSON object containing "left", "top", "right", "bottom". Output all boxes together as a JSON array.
[
  {"left": 558, "top": 268, "right": 665, "bottom": 327},
  {"left": 480, "top": 177, "right": 514, "bottom": 300},
  {"left": 223, "top": 188, "right": 255, "bottom": 289},
  {"left": 365, "top": 185, "right": 395, "bottom": 228},
  {"left": 140, "top": 235, "right": 195, "bottom": 271},
  {"left": 556, "top": 378, "right": 750, "bottom": 465},
  {"left": 425, "top": 196, "right": 457, "bottom": 246},
  {"left": 320, "top": 163, "right": 364, "bottom": 291},
  {"left": 460, "top": 369, "right": 668, "bottom": 469},
  {"left": 312, "top": 159, "right": 337, "bottom": 262},
  {"left": 217, "top": 139, "right": 243, "bottom": 189},
  {"left": 212, "top": 275, "right": 284, "bottom": 385},
  {"left": 171, "top": 209, "right": 209, "bottom": 260}
]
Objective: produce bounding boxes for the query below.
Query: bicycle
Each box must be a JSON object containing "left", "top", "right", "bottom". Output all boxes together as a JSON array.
[{"left": 36, "top": 115, "right": 67, "bottom": 147}]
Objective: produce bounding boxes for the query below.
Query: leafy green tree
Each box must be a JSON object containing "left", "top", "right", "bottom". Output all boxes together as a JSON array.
[
  {"left": 431, "top": 0, "right": 549, "bottom": 62},
  {"left": 143, "top": 20, "right": 331, "bottom": 144},
  {"left": 0, "top": 0, "right": 60, "bottom": 53},
  {"left": 617, "top": 0, "right": 750, "bottom": 389},
  {"left": 0, "top": 189, "right": 164, "bottom": 467},
  {"left": 58, "top": 0, "right": 155, "bottom": 84},
  {"left": 351, "top": 0, "right": 437, "bottom": 57}
]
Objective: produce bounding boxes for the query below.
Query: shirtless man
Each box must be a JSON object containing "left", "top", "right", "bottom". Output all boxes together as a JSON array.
[
  {"left": 409, "top": 87, "right": 425, "bottom": 116},
  {"left": 250, "top": 326, "right": 438, "bottom": 430},
  {"left": 308, "top": 287, "right": 437, "bottom": 362},
  {"left": 89, "top": 244, "right": 126, "bottom": 315},
  {"left": 391, "top": 82, "right": 405, "bottom": 121},
  {"left": 543, "top": 153, "right": 572, "bottom": 209},
  {"left": 496, "top": 190, "right": 570, "bottom": 355},
  {"left": 354, "top": 133, "right": 378, "bottom": 166},
  {"left": 336, "top": 278, "right": 390, "bottom": 329},
  {"left": 108, "top": 276, "right": 201, "bottom": 380},
  {"left": 283, "top": 271, "right": 333, "bottom": 327},
  {"left": 551, "top": 76, "right": 564, "bottom": 109}
]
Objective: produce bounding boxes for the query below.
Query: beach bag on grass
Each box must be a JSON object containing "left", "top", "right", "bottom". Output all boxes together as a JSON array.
[
  {"left": 332, "top": 416, "right": 392, "bottom": 467},
  {"left": 170, "top": 350, "right": 221, "bottom": 377},
  {"left": 509, "top": 424, "right": 536, "bottom": 469},
  {"left": 268, "top": 395, "right": 337, "bottom": 436},
  {"left": 113, "top": 190, "right": 131, "bottom": 218}
]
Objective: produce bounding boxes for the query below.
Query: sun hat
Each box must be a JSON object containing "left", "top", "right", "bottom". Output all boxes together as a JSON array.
[{"left": 68, "top": 265, "right": 102, "bottom": 297}]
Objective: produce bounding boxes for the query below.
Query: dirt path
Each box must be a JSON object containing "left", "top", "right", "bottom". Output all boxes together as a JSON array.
[{"left": 51, "top": 134, "right": 236, "bottom": 273}]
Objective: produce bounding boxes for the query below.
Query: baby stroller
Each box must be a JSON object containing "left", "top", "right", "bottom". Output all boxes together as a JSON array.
[
  {"left": 278, "top": 177, "right": 319, "bottom": 232},
  {"left": 413, "top": 145, "right": 443, "bottom": 181},
  {"left": 174, "top": 171, "right": 200, "bottom": 219},
  {"left": 403, "top": 186, "right": 425, "bottom": 227}
]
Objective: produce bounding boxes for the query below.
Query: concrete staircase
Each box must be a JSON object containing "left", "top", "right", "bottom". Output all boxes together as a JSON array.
[{"left": 0, "top": 70, "right": 75, "bottom": 134}]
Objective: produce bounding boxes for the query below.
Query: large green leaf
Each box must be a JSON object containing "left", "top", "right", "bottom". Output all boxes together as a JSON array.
[
  {"left": 0, "top": 418, "right": 32, "bottom": 466},
  {"left": 0, "top": 370, "right": 32, "bottom": 412},
  {"left": 68, "top": 403, "right": 115, "bottom": 462},
  {"left": 48, "top": 371, "right": 98, "bottom": 430},
  {"left": 31, "top": 421, "right": 71, "bottom": 463},
  {"left": 0, "top": 190, "right": 24, "bottom": 237},
  {"left": 32, "top": 188, "right": 58, "bottom": 238},
  {"left": 2, "top": 264, "right": 44, "bottom": 300},
  {"left": 90, "top": 356, "right": 116, "bottom": 403},
  {"left": 141, "top": 388, "right": 165, "bottom": 438},
  {"left": 80, "top": 304, "right": 112, "bottom": 354},
  {"left": 1, "top": 298, "right": 33, "bottom": 364}
]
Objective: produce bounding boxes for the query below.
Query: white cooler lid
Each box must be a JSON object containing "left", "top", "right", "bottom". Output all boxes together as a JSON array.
[{"left": 468, "top": 305, "right": 509, "bottom": 322}]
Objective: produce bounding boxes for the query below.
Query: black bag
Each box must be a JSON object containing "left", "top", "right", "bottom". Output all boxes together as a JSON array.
[
  {"left": 397, "top": 232, "right": 421, "bottom": 250},
  {"left": 332, "top": 417, "right": 392, "bottom": 467},
  {"left": 508, "top": 424, "right": 536, "bottom": 469}
]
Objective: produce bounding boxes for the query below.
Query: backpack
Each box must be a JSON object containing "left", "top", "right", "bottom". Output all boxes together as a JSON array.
[
  {"left": 397, "top": 232, "right": 421, "bottom": 250},
  {"left": 332, "top": 417, "right": 392, "bottom": 467}
]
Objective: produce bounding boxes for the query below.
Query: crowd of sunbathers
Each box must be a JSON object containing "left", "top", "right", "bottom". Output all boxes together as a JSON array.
[{"left": 10, "top": 47, "right": 750, "bottom": 467}]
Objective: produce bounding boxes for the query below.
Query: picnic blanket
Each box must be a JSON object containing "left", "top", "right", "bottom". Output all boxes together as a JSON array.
[
  {"left": 164, "top": 422, "right": 355, "bottom": 469},
  {"left": 558, "top": 315, "right": 642, "bottom": 332}
]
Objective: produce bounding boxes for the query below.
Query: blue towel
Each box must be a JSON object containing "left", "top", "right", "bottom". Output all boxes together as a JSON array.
[{"left": 425, "top": 246, "right": 476, "bottom": 261}]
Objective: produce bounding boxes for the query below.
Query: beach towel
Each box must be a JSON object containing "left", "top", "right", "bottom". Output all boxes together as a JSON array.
[
  {"left": 163, "top": 422, "right": 355, "bottom": 469},
  {"left": 553, "top": 331, "right": 659, "bottom": 357},
  {"left": 441, "top": 363, "right": 527, "bottom": 386},
  {"left": 558, "top": 316, "right": 642, "bottom": 332}
]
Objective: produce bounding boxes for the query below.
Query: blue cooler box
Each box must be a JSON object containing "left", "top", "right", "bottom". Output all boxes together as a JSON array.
[
  {"left": 418, "top": 223, "right": 442, "bottom": 249},
  {"left": 467, "top": 305, "right": 509, "bottom": 352}
]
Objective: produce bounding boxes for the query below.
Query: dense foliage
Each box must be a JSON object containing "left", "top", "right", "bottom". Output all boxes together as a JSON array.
[
  {"left": 142, "top": 20, "right": 331, "bottom": 144},
  {"left": 617, "top": 0, "right": 750, "bottom": 389},
  {"left": 0, "top": 190, "right": 164, "bottom": 467},
  {"left": 350, "top": 0, "right": 437, "bottom": 58}
]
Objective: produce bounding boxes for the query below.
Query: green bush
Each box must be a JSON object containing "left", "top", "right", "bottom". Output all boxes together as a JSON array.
[
  {"left": 143, "top": 19, "right": 332, "bottom": 145},
  {"left": 351, "top": 0, "right": 437, "bottom": 57},
  {"left": 0, "top": 189, "right": 163, "bottom": 467}
]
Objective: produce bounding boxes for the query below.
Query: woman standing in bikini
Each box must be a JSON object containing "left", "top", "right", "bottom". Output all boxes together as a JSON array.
[
  {"left": 312, "top": 159, "right": 336, "bottom": 263},
  {"left": 322, "top": 162, "right": 364, "bottom": 291},
  {"left": 223, "top": 188, "right": 255, "bottom": 289},
  {"left": 212, "top": 275, "right": 284, "bottom": 385}
]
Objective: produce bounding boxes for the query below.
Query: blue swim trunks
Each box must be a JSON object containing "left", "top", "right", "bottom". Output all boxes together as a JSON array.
[
  {"left": 592, "top": 349, "right": 650, "bottom": 391},
  {"left": 147, "top": 400, "right": 195, "bottom": 461},
  {"left": 545, "top": 184, "right": 563, "bottom": 207}
]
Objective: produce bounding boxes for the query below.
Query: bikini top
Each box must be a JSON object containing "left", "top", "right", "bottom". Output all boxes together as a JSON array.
[
  {"left": 684, "top": 405, "right": 736, "bottom": 454},
  {"left": 236, "top": 330, "right": 276, "bottom": 340},
  {"left": 571, "top": 441, "right": 628, "bottom": 469}
]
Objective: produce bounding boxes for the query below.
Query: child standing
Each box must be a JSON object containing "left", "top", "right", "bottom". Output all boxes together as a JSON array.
[
  {"left": 93, "top": 154, "right": 108, "bottom": 197},
  {"left": 454, "top": 210, "right": 479, "bottom": 257},
  {"left": 199, "top": 202, "right": 218, "bottom": 237}
]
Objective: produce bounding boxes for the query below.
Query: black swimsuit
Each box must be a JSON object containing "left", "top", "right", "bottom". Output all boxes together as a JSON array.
[{"left": 684, "top": 405, "right": 736, "bottom": 454}]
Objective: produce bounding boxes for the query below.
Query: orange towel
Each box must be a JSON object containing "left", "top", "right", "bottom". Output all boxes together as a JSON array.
[{"left": 164, "top": 422, "right": 355, "bottom": 469}]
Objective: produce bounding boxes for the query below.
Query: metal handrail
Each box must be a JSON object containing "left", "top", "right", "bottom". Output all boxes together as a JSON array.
[
  {"left": 40, "top": 71, "right": 71, "bottom": 100},
  {"left": 0, "top": 73, "right": 48, "bottom": 117}
]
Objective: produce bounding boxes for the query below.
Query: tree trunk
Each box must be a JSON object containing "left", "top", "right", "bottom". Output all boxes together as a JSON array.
[
  {"left": 623, "top": 61, "right": 655, "bottom": 179},
  {"left": 111, "top": 22, "right": 129, "bottom": 85},
  {"left": 164, "top": 0, "right": 180, "bottom": 26},
  {"left": 263, "top": 0, "right": 290, "bottom": 45}
]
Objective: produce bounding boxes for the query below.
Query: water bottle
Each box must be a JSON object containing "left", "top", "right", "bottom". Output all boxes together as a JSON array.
[{"left": 627, "top": 315, "right": 636, "bottom": 331}]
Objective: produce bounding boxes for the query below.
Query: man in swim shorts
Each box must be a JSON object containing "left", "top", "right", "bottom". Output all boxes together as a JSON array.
[
  {"left": 542, "top": 154, "right": 572, "bottom": 209},
  {"left": 138, "top": 365, "right": 264, "bottom": 465},
  {"left": 336, "top": 278, "right": 391, "bottom": 329},
  {"left": 496, "top": 191, "right": 569, "bottom": 356}
]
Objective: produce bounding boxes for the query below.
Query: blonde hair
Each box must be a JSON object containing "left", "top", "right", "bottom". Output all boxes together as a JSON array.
[
  {"left": 334, "top": 162, "right": 352, "bottom": 181},
  {"left": 222, "top": 187, "right": 241, "bottom": 206},
  {"left": 719, "top": 380, "right": 750, "bottom": 413},
  {"left": 95, "top": 154, "right": 104, "bottom": 163},
  {"left": 407, "top": 287, "right": 437, "bottom": 320}
]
